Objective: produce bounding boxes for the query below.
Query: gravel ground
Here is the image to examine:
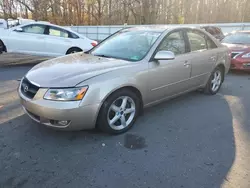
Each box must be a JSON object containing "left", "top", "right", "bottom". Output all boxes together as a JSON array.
[{"left": 0, "top": 66, "right": 249, "bottom": 188}]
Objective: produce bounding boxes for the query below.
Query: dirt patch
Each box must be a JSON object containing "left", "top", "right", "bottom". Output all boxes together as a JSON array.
[
  {"left": 0, "top": 53, "right": 51, "bottom": 67},
  {"left": 124, "top": 133, "right": 147, "bottom": 150}
]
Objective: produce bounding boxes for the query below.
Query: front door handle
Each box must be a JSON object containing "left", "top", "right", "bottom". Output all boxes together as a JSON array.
[
  {"left": 37, "top": 36, "right": 45, "bottom": 39},
  {"left": 184, "top": 61, "right": 191, "bottom": 67},
  {"left": 210, "top": 56, "right": 217, "bottom": 62}
]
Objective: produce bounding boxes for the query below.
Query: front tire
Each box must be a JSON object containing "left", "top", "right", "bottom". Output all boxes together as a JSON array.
[
  {"left": 204, "top": 67, "right": 224, "bottom": 95},
  {"left": 66, "top": 47, "right": 82, "bottom": 54},
  {"left": 97, "top": 89, "right": 140, "bottom": 134}
]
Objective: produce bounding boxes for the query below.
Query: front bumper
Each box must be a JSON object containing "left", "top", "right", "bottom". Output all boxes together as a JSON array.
[
  {"left": 19, "top": 87, "right": 100, "bottom": 131},
  {"left": 231, "top": 58, "right": 250, "bottom": 71}
]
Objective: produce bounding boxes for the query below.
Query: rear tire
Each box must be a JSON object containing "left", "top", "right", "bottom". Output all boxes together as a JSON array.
[
  {"left": 0, "top": 41, "right": 5, "bottom": 54},
  {"left": 97, "top": 89, "right": 140, "bottom": 134},
  {"left": 66, "top": 47, "right": 82, "bottom": 54},
  {"left": 204, "top": 66, "right": 224, "bottom": 95}
]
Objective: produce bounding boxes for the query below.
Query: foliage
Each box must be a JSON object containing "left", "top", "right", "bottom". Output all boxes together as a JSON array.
[{"left": 0, "top": 0, "right": 249, "bottom": 25}]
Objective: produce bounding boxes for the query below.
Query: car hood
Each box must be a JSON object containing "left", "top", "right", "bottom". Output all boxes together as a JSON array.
[
  {"left": 25, "top": 53, "right": 136, "bottom": 87},
  {"left": 222, "top": 43, "right": 250, "bottom": 52}
]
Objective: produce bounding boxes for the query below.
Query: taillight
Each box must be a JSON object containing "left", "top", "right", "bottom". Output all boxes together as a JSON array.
[{"left": 91, "top": 42, "right": 97, "bottom": 47}]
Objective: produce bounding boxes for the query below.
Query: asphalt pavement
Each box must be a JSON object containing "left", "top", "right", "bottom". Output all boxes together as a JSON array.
[{"left": 0, "top": 66, "right": 249, "bottom": 188}]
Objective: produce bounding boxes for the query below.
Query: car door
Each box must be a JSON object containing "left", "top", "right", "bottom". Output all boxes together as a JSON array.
[
  {"left": 147, "top": 30, "right": 192, "bottom": 103},
  {"left": 185, "top": 29, "right": 217, "bottom": 87},
  {"left": 44, "top": 26, "right": 72, "bottom": 56},
  {"left": 7, "top": 24, "right": 46, "bottom": 55}
]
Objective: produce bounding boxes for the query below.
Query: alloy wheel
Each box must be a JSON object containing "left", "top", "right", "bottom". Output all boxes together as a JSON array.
[
  {"left": 107, "top": 96, "right": 136, "bottom": 130},
  {"left": 211, "top": 70, "right": 222, "bottom": 92}
]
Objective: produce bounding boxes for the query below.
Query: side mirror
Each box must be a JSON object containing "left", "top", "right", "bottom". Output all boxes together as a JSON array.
[
  {"left": 14, "top": 27, "right": 23, "bottom": 32},
  {"left": 154, "top": 51, "right": 175, "bottom": 61}
]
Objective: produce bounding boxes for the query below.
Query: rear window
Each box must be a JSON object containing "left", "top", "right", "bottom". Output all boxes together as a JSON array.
[
  {"left": 206, "top": 27, "right": 216, "bottom": 35},
  {"left": 203, "top": 27, "right": 223, "bottom": 36},
  {"left": 214, "top": 27, "right": 223, "bottom": 35},
  {"left": 70, "top": 32, "right": 79, "bottom": 39}
]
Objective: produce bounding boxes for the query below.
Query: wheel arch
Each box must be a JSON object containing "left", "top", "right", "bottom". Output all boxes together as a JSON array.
[
  {"left": 0, "top": 39, "right": 7, "bottom": 52},
  {"left": 216, "top": 63, "right": 225, "bottom": 82},
  {"left": 66, "top": 47, "right": 82, "bottom": 54},
  {"left": 94, "top": 85, "right": 144, "bottom": 127}
]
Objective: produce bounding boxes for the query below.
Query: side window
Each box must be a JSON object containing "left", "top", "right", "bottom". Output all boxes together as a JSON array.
[
  {"left": 214, "top": 27, "right": 222, "bottom": 35},
  {"left": 206, "top": 37, "right": 217, "bottom": 49},
  {"left": 187, "top": 31, "right": 207, "bottom": 52},
  {"left": 70, "top": 32, "right": 79, "bottom": 39},
  {"left": 157, "top": 31, "right": 186, "bottom": 55},
  {"left": 207, "top": 27, "right": 216, "bottom": 35},
  {"left": 49, "top": 26, "right": 69, "bottom": 38},
  {"left": 22, "top": 24, "right": 45, "bottom": 34}
]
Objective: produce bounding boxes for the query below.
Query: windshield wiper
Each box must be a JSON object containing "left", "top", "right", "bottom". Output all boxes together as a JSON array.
[{"left": 94, "top": 54, "right": 114, "bottom": 58}]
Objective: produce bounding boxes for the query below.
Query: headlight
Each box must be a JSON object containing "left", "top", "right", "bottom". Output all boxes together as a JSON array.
[
  {"left": 242, "top": 53, "right": 250, "bottom": 58},
  {"left": 44, "top": 86, "right": 88, "bottom": 101}
]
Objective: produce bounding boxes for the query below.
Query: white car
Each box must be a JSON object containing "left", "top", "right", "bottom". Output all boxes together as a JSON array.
[
  {"left": 0, "top": 22, "right": 97, "bottom": 56},
  {"left": 0, "top": 19, "right": 7, "bottom": 29}
]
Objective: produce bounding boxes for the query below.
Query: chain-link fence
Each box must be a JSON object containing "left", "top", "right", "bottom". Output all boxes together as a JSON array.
[{"left": 70, "top": 23, "right": 250, "bottom": 41}]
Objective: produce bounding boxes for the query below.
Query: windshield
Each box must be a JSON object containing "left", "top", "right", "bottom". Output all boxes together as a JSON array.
[
  {"left": 222, "top": 33, "right": 250, "bottom": 44},
  {"left": 91, "top": 30, "right": 161, "bottom": 61}
]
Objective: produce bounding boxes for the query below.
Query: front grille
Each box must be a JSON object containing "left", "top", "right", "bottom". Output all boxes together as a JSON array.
[
  {"left": 231, "top": 52, "right": 241, "bottom": 59},
  {"left": 21, "top": 78, "right": 39, "bottom": 99},
  {"left": 243, "top": 63, "right": 250, "bottom": 68}
]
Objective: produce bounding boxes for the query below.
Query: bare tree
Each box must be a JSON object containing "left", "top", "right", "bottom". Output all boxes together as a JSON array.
[{"left": 0, "top": 0, "right": 249, "bottom": 25}]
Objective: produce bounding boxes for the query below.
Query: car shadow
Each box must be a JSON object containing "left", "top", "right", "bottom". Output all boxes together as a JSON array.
[
  {"left": 223, "top": 71, "right": 250, "bottom": 135},
  {"left": 218, "top": 71, "right": 250, "bottom": 187},
  {"left": 134, "top": 91, "right": 235, "bottom": 188},
  {"left": 0, "top": 89, "right": 236, "bottom": 188}
]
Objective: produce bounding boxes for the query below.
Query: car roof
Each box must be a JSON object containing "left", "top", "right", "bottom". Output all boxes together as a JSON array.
[
  {"left": 122, "top": 25, "right": 198, "bottom": 33},
  {"left": 18, "top": 21, "right": 78, "bottom": 35},
  {"left": 35, "top": 22, "right": 70, "bottom": 30},
  {"left": 200, "top": 25, "right": 220, "bottom": 29},
  {"left": 235, "top": 30, "right": 250, "bottom": 34}
]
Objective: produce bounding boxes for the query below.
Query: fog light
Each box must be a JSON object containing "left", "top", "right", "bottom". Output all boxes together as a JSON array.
[
  {"left": 58, "top": 120, "right": 70, "bottom": 126},
  {"left": 50, "top": 120, "right": 71, "bottom": 126},
  {"left": 243, "top": 63, "right": 250, "bottom": 67}
]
